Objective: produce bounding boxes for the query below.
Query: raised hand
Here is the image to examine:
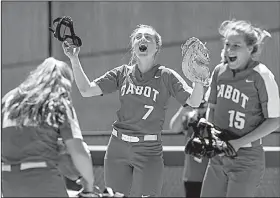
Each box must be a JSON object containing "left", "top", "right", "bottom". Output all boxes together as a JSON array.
[{"left": 62, "top": 41, "right": 80, "bottom": 58}]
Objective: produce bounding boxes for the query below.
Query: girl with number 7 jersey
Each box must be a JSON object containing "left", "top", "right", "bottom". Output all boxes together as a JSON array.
[{"left": 62, "top": 24, "right": 204, "bottom": 197}]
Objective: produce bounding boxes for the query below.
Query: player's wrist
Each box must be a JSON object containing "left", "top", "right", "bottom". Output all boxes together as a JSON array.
[
  {"left": 69, "top": 55, "right": 80, "bottom": 62},
  {"left": 193, "top": 81, "right": 204, "bottom": 87},
  {"left": 85, "top": 180, "right": 96, "bottom": 192},
  {"left": 76, "top": 176, "right": 95, "bottom": 192},
  {"left": 228, "top": 139, "right": 242, "bottom": 151}
]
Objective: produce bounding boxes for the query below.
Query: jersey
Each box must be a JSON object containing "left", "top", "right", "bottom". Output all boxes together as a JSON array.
[
  {"left": 95, "top": 64, "right": 192, "bottom": 135},
  {"left": 1, "top": 93, "right": 83, "bottom": 165},
  {"left": 208, "top": 61, "right": 280, "bottom": 137}
]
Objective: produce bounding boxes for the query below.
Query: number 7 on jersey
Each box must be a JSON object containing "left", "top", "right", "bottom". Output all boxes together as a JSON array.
[{"left": 142, "top": 105, "right": 154, "bottom": 120}]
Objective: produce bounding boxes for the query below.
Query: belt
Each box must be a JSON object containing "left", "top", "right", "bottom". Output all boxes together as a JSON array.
[
  {"left": 241, "top": 139, "right": 261, "bottom": 148},
  {"left": 112, "top": 128, "right": 159, "bottom": 143},
  {"left": 2, "top": 161, "right": 48, "bottom": 172}
]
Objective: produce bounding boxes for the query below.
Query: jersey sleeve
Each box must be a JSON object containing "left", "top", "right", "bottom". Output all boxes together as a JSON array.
[
  {"left": 164, "top": 68, "right": 192, "bottom": 106},
  {"left": 254, "top": 66, "right": 280, "bottom": 118},
  {"left": 207, "top": 65, "right": 220, "bottom": 105},
  {"left": 94, "top": 65, "right": 125, "bottom": 94},
  {"left": 59, "top": 106, "right": 83, "bottom": 141}
]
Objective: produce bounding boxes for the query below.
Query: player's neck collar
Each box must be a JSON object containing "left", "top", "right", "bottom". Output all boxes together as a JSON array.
[
  {"left": 133, "top": 64, "right": 161, "bottom": 82},
  {"left": 228, "top": 60, "right": 259, "bottom": 74}
]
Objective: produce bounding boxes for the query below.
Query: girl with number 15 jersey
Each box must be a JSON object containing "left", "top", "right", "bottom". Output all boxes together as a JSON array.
[{"left": 201, "top": 19, "right": 280, "bottom": 197}]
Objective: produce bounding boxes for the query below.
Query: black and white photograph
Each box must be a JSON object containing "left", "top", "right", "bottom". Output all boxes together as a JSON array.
[{"left": 1, "top": 1, "right": 280, "bottom": 197}]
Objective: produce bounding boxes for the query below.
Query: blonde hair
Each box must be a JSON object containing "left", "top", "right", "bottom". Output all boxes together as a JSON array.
[
  {"left": 219, "top": 19, "right": 271, "bottom": 61},
  {"left": 128, "top": 24, "right": 162, "bottom": 66},
  {"left": 2, "top": 57, "right": 75, "bottom": 129}
]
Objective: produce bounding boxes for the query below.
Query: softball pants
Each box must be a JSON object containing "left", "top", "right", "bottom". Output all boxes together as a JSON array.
[
  {"left": 104, "top": 133, "right": 164, "bottom": 197},
  {"left": 201, "top": 145, "right": 265, "bottom": 197},
  {"left": 2, "top": 162, "right": 69, "bottom": 197}
]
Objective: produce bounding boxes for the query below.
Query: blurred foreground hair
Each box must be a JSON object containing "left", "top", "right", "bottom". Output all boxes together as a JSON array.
[{"left": 2, "top": 57, "right": 75, "bottom": 129}]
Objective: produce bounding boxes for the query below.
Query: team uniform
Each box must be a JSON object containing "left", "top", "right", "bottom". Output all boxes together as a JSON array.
[
  {"left": 201, "top": 60, "right": 280, "bottom": 197},
  {"left": 182, "top": 101, "right": 209, "bottom": 198},
  {"left": 95, "top": 64, "right": 193, "bottom": 197},
  {"left": 1, "top": 91, "right": 83, "bottom": 197}
]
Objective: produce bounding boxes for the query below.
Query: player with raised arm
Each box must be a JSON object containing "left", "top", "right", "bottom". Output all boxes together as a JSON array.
[{"left": 62, "top": 24, "right": 208, "bottom": 197}]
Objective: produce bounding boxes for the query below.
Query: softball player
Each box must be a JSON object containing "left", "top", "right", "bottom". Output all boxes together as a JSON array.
[
  {"left": 1, "top": 57, "right": 95, "bottom": 197},
  {"left": 182, "top": 101, "right": 208, "bottom": 198},
  {"left": 201, "top": 19, "right": 280, "bottom": 197},
  {"left": 170, "top": 96, "right": 209, "bottom": 198},
  {"left": 63, "top": 24, "right": 204, "bottom": 197}
]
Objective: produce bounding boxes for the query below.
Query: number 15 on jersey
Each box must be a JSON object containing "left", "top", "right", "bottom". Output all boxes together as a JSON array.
[{"left": 228, "top": 110, "right": 245, "bottom": 130}]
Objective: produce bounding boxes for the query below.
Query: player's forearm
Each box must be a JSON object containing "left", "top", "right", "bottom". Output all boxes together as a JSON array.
[
  {"left": 237, "top": 117, "right": 280, "bottom": 146},
  {"left": 170, "top": 106, "right": 186, "bottom": 133},
  {"left": 66, "top": 139, "right": 95, "bottom": 191},
  {"left": 187, "top": 83, "right": 204, "bottom": 107},
  {"left": 69, "top": 56, "right": 95, "bottom": 95},
  {"left": 69, "top": 149, "right": 95, "bottom": 191},
  {"left": 206, "top": 105, "right": 215, "bottom": 123}
]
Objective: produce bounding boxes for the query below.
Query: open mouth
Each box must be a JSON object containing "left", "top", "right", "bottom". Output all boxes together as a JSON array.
[
  {"left": 228, "top": 56, "right": 237, "bottom": 62},
  {"left": 139, "top": 44, "right": 148, "bottom": 52}
]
